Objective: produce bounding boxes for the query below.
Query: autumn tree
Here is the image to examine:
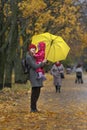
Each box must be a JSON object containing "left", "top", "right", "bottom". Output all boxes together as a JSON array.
[
  {"left": 18, "top": 0, "right": 86, "bottom": 62},
  {"left": 4, "top": 1, "right": 16, "bottom": 87},
  {"left": 0, "top": 0, "right": 87, "bottom": 88},
  {"left": 0, "top": 0, "right": 10, "bottom": 89},
  {"left": 3, "top": 0, "right": 28, "bottom": 87}
]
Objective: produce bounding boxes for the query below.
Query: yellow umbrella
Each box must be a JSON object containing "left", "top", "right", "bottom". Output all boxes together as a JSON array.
[{"left": 32, "top": 32, "right": 70, "bottom": 62}]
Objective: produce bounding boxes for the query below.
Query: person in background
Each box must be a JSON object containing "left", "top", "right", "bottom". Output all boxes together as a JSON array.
[
  {"left": 26, "top": 44, "right": 47, "bottom": 112},
  {"left": 57, "top": 61, "right": 65, "bottom": 79},
  {"left": 75, "top": 64, "right": 83, "bottom": 84},
  {"left": 50, "top": 61, "right": 62, "bottom": 93},
  {"left": 34, "top": 42, "right": 46, "bottom": 80}
]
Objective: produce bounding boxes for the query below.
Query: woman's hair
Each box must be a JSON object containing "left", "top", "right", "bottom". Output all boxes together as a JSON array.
[{"left": 76, "top": 64, "right": 82, "bottom": 68}]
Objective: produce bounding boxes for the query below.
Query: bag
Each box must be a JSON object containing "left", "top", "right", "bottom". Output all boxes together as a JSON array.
[
  {"left": 60, "top": 73, "right": 64, "bottom": 79},
  {"left": 76, "top": 72, "right": 82, "bottom": 77},
  {"left": 21, "top": 58, "right": 30, "bottom": 74}
]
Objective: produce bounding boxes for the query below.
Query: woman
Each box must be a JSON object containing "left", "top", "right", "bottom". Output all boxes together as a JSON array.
[
  {"left": 75, "top": 64, "right": 83, "bottom": 84},
  {"left": 57, "top": 62, "right": 65, "bottom": 79},
  {"left": 50, "top": 61, "right": 62, "bottom": 93},
  {"left": 26, "top": 44, "right": 47, "bottom": 112}
]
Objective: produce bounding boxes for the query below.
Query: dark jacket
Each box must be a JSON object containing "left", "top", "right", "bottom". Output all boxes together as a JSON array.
[{"left": 26, "top": 54, "right": 44, "bottom": 87}]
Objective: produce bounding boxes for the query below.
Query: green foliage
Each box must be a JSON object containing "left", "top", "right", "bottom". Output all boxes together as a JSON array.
[{"left": 61, "top": 57, "right": 73, "bottom": 67}]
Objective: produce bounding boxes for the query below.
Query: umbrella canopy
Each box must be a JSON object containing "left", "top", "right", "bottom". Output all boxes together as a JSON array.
[{"left": 32, "top": 32, "right": 70, "bottom": 62}]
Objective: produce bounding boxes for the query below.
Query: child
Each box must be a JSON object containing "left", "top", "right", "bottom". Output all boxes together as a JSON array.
[
  {"left": 34, "top": 42, "right": 46, "bottom": 80},
  {"left": 50, "top": 61, "right": 62, "bottom": 93},
  {"left": 75, "top": 64, "right": 83, "bottom": 84}
]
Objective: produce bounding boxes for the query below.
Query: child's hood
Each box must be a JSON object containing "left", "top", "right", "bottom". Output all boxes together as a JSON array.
[{"left": 38, "top": 42, "right": 46, "bottom": 51}]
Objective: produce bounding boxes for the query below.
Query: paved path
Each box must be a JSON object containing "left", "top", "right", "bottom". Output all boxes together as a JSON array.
[
  {"left": 39, "top": 73, "right": 87, "bottom": 111},
  {"left": 38, "top": 73, "right": 87, "bottom": 129},
  {"left": 0, "top": 73, "right": 87, "bottom": 130}
]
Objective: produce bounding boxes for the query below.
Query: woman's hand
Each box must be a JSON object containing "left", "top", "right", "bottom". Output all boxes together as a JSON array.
[{"left": 42, "top": 59, "right": 47, "bottom": 64}]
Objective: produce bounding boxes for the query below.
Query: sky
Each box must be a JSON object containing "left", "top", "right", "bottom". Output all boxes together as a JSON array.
[{"left": 79, "top": 0, "right": 87, "bottom": 3}]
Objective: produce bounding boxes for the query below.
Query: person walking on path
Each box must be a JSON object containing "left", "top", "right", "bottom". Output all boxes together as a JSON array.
[
  {"left": 26, "top": 44, "right": 47, "bottom": 112},
  {"left": 75, "top": 64, "right": 83, "bottom": 84},
  {"left": 56, "top": 61, "right": 65, "bottom": 79},
  {"left": 50, "top": 61, "right": 62, "bottom": 93}
]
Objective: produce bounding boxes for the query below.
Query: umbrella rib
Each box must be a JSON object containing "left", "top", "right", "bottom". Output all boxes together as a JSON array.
[{"left": 46, "top": 40, "right": 55, "bottom": 58}]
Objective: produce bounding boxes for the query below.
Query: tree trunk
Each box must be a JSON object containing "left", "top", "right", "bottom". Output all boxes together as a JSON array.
[
  {"left": 0, "top": 53, "right": 5, "bottom": 89},
  {"left": 13, "top": 23, "right": 30, "bottom": 84},
  {"left": 14, "top": 53, "right": 28, "bottom": 84},
  {"left": 0, "top": 2, "right": 5, "bottom": 90},
  {"left": 4, "top": 0, "right": 18, "bottom": 87}
]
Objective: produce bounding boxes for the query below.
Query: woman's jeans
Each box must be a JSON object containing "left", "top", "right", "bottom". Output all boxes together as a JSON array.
[{"left": 31, "top": 87, "right": 41, "bottom": 110}]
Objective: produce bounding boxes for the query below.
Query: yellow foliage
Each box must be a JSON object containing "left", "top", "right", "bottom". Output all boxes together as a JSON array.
[
  {"left": 65, "top": 0, "right": 72, "bottom": 4},
  {"left": 65, "top": 27, "right": 71, "bottom": 35},
  {"left": 3, "top": 3, "right": 12, "bottom": 17},
  {"left": 81, "top": 33, "right": 87, "bottom": 48},
  {"left": 18, "top": 0, "right": 46, "bottom": 18},
  {"left": 19, "top": 36, "right": 23, "bottom": 46},
  {"left": 17, "top": 0, "right": 86, "bottom": 58},
  {"left": 55, "top": 16, "right": 65, "bottom": 25}
]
